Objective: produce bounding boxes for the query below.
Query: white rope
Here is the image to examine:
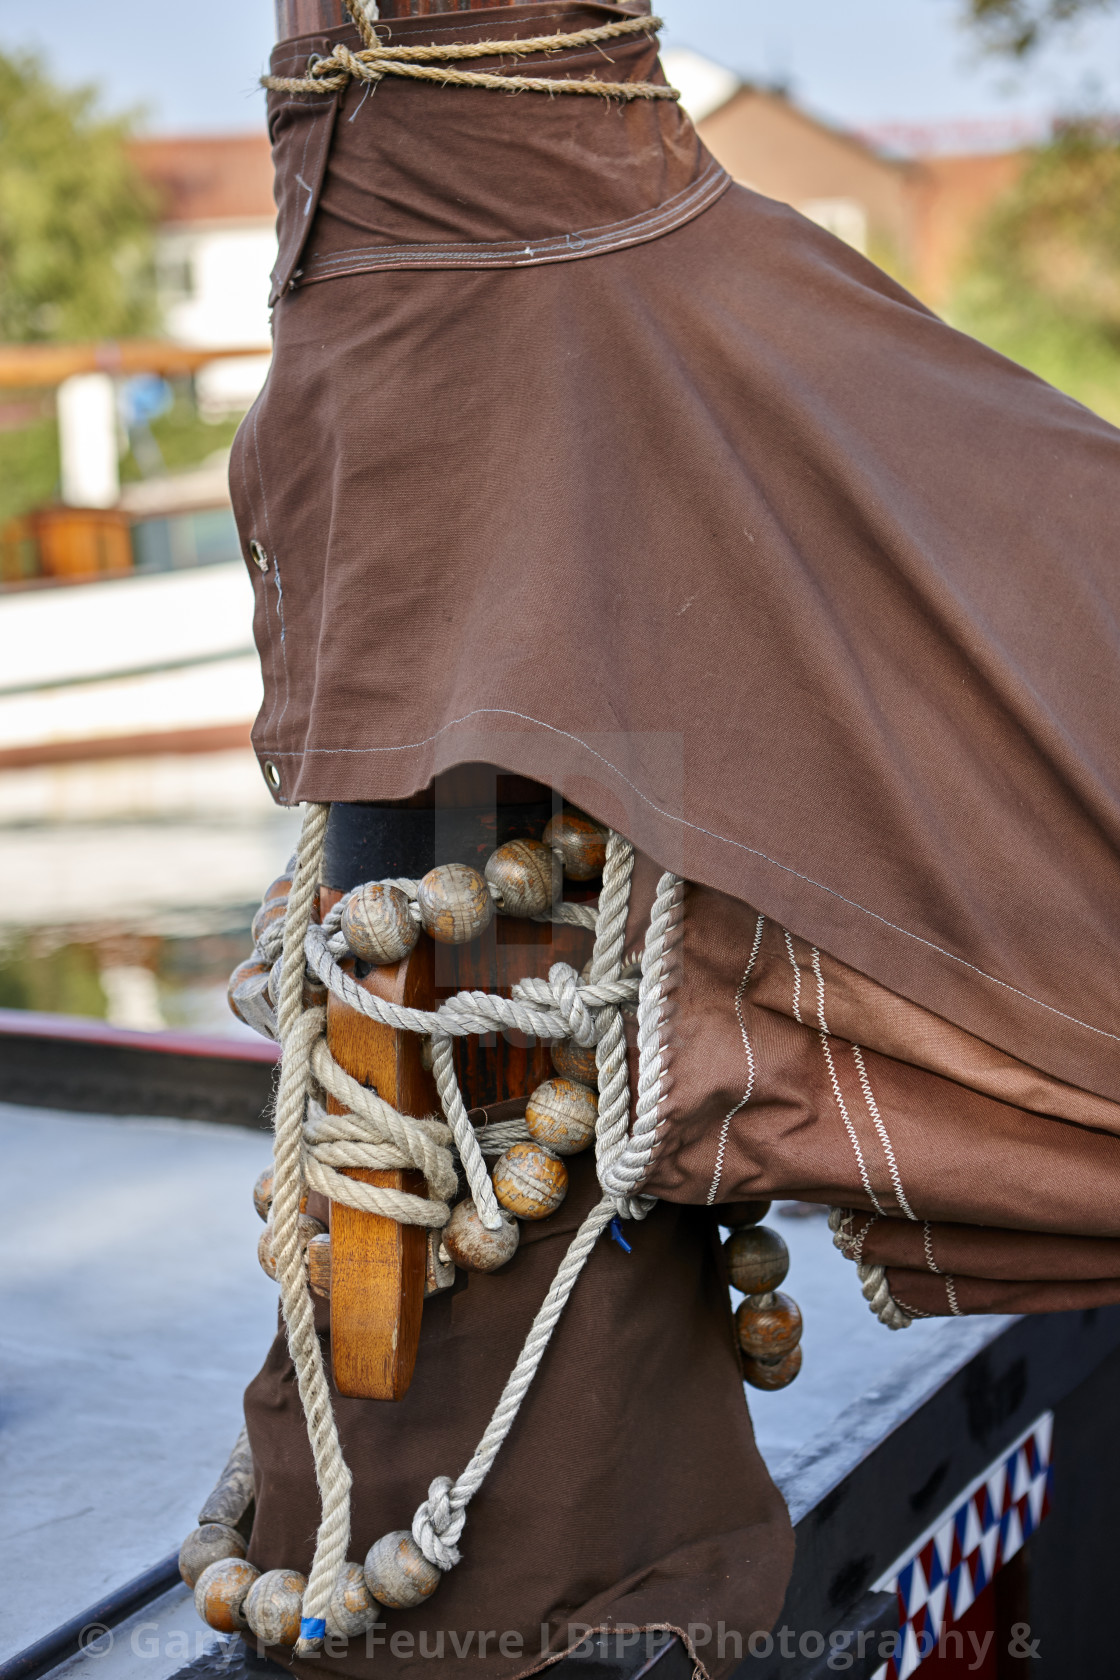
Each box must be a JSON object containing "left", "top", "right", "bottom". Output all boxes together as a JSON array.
[
  {"left": 270, "top": 803, "right": 351, "bottom": 1653},
  {"left": 828, "top": 1208, "right": 912, "bottom": 1331},
  {"left": 263, "top": 801, "right": 682, "bottom": 1620}
]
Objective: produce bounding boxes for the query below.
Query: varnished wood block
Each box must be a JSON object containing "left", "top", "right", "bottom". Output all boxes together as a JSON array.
[
  {"left": 307, "top": 1230, "right": 331, "bottom": 1297},
  {"left": 327, "top": 925, "right": 436, "bottom": 1401},
  {"left": 251, "top": 896, "right": 287, "bottom": 946},
  {"left": 253, "top": 1167, "right": 274, "bottom": 1222},
  {"left": 194, "top": 1558, "right": 260, "bottom": 1633},
  {"left": 493, "top": 1142, "right": 568, "bottom": 1220},
  {"left": 724, "top": 1225, "right": 789, "bottom": 1295},
  {"left": 228, "top": 958, "right": 274, "bottom": 1037}
]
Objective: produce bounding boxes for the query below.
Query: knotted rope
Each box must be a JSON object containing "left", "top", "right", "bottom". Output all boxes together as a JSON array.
[
  {"left": 262, "top": 3, "right": 678, "bottom": 103},
  {"left": 270, "top": 800, "right": 684, "bottom": 1647}
]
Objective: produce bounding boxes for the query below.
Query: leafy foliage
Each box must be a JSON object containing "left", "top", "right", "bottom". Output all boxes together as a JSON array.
[
  {"left": 963, "top": 0, "right": 1116, "bottom": 55},
  {"left": 951, "top": 123, "right": 1120, "bottom": 424},
  {"left": 0, "top": 52, "right": 157, "bottom": 343}
]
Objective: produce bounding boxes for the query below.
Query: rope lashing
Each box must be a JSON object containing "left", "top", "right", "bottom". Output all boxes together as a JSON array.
[
  {"left": 262, "top": 4, "right": 679, "bottom": 103},
  {"left": 269, "top": 801, "right": 682, "bottom": 1650},
  {"left": 828, "top": 1208, "right": 912, "bottom": 1331}
]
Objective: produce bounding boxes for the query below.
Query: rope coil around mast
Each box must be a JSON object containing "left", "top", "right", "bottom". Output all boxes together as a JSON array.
[
  {"left": 262, "top": 3, "right": 679, "bottom": 103},
  {"left": 271, "top": 802, "right": 682, "bottom": 1650}
]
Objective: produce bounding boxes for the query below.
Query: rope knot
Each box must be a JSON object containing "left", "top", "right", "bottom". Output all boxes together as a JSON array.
[
  {"left": 547, "top": 961, "right": 599, "bottom": 1046},
  {"left": 412, "top": 1475, "right": 464, "bottom": 1570}
]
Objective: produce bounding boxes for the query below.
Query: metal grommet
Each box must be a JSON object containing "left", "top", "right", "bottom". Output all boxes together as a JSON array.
[
  {"left": 249, "top": 539, "right": 269, "bottom": 572},
  {"left": 306, "top": 52, "right": 323, "bottom": 74},
  {"left": 263, "top": 760, "right": 282, "bottom": 793}
]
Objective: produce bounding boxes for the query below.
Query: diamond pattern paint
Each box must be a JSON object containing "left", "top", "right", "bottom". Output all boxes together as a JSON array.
[{"left": 870, "top": 1413, "right": 1052, "bottom": 1680}]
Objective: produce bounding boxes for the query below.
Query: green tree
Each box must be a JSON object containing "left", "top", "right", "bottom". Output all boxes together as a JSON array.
[
  {"left": 962, "top": 0, "right": 1117, "bottom": 55},
  {"left": 0, "top": 52, "right": 157, "bottom": 343},
  {"left": 951, "top": 123, "right": 1120, "bottom": 425}
]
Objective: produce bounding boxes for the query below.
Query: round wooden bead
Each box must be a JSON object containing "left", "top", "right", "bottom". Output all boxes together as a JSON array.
[
  {"left": 253, "top": 1168, "right": 274, "bottom": 1223},
  {"left": 307, "top": 1231, "right": 332, "bottom": 1298},
  {"left": 342, "top": 883, "right": 420, "bottom": 966},
  {"left": 735, "top": 1290, "right": 803, "bottom": 1362},
  {"left": 244, "top": 1568, "right": 307, "bottom": 1646},
  {"left": 251, "top": 896, "right": 287, "bottom": 946},
  {"left": 329, "top": 1561, "right": 380, "bottom": 1637},
  {"left": 718, "top": 1200, "right": 772, "bottom": 1228},
  {"left": 551, "top": 1040, "right": 598, "bottom": 1087},
  {"left": 543, "top": 811, "right": 606, "bottom": 880},
  {"left": 492, "top": 1142, "right": 568, "bottom": 1220},
  {"left": 484, "top": 839, "right": 561, "bottom": 918},
  {"left": 179, "top": 1523, "right": 246, "bottom": 1588},
  {"left": 441, "top": 1198, "right": 520, "bottom": 1271},
  {"left": 525, "top": 1077, "right": 597, "bottom": 1156},
  {"left": 364, "top": 1531, "right": 441, "bottom": 1609},
  {"left": 258, "top": 1223, "right": 277, "bottom": 1281},
  {"left": 417, "top": 864, "right": 494, "bottom": 944},
  {"left": 194, "top": 1557, "right": 260, "bottom": 1633},
  {"left": 724, "top": 1225, "right": 789, "bottom": 1295},
  {"left": 262, "top": 873, "right": 292, "bottom": 906},
  {"left": 743, "top": 1343, "right": 803, "bottom": 1392}
]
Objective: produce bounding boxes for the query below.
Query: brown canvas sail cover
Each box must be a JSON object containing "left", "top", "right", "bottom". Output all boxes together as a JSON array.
[{"left": 235, "top": 2, "right": 1120, "bottom": 1673}]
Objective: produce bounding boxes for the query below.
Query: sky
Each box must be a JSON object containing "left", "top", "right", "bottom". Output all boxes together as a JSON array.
[{"left": 1, "top": 0, "right": 1119, "bottom": 136}]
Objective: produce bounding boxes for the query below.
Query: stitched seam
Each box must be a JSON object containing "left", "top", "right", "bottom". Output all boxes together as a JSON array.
[
  {"left": 851, "top": 1042, "right": 916, "bottom": 1220},
  {"left": 297, "top": 169, "right": 727, "bottom": 278},
  {"left": 943, "top": 1275, "right": 962, "bottom": 1316},
  {"left": 301, "top": 159, "right": 724, "bottom": 266},
  {"left": 706, "top": 912, "right": 765, "bottom": 1205},
  {"left": 251, "top": 706, "right": 1120, "bottom": 1048},
  {"left": 922, "top": 1220, "right": 943, "bottom": 1274},
  {"left": 813, "top": 946, "right": 886, "bottom": 1216},
  {"left": 781, "top": 927, "right": 803, "bottom": 1022}
]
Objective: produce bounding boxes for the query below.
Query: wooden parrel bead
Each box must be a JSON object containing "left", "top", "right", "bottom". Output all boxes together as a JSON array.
[
  {"left": 251, "top": 896, "right": 287, "bottom": 946},
  {"left": 253, "top": 1168, "right": 274, "bottom": 1223},
  {"left": 364, "top": 1531, "right": 441, "bottom": 1609},
  {"left": 179, "top": 1523, "right": 246, "bottom": 1588},
  {"left": 492, "top": 1142, "right": 568, "bottom": 1220},
  {"left": 259, "top": 1213, "right": 324, "bottom": 1281},
  {"left": 228, "top": 958, "right": 276, "bottom": 1039},
  {"left": 718, "top": 1200, "right": 772, "bottom": 1228},
  {"left": 342, "top": 882, "right": 420, "bottom": 966},
  {"left": 735, "top": 1290, "right": 803, "bottom": 1362},
  {"left": 551, "top": 1040, "right": 598, "bottom": 1087},
  {"left": 330, "top": 1561, "right": 381, "bottom": 1637},
  {"left": 525, "top": 1077, "right": 597, "bottom": 1155},
  {"left": 543, "top": 811, "right": 606, "bottom": 880},
  {"left": 307, "top": 1230, "right": 331, "bottom": 1298},
  {"left": 724, "top": 1225, "right": 789, "bottom": 1295},
  {"left": 262, "top": 873, "right": 292, "bottom": 906},
  {"left": 484, "top": 839, "right": 561, "bottom": 918},
  {"left": 244, "top": 1568, "right": 307, "bottom": 1646},
  {"left": 194, "top": 1557, "right": 260, "bottom": 1633},
  {"left": 743, "top": 1343, "right": 803, "bottom": 1391},
  {"left": 258, "top": 1223, "right": 277, "bottom": 1281},
  {"left": 198, "top": 1426, "right": 255, "bottom": 1528},
  {"left": 417, "top": 863, "right": 494, "bottom": 944},
  {"left": 441, "top": 1198, "right": 520, "bottom": 1271}
]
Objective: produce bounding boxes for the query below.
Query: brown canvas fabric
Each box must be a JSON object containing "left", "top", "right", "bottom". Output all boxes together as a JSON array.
[
  {"left": 237, "top": 4, "right": 1120, "bottom": 1111},
  {"left": 245, "top": 1150, "right": 793, "bottom": 1680},
  {"left": 235, "top": 2, "right": 1120, "bottom": 1666}
]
